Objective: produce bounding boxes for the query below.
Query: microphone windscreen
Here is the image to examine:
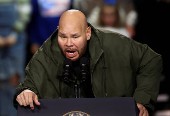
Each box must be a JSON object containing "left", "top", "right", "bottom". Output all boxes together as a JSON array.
[
  {"left": 80, "top": 57, "right": 88, "bottom": 65},
  {"left": 64, "top": 58, "right": 72, "bottom": 67}
]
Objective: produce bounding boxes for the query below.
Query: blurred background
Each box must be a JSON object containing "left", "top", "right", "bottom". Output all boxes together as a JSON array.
[{"left": 0, "top": 0, "right": 169, "bottom": 116}]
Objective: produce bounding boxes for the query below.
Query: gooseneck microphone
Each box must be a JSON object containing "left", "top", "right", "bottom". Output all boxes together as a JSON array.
[
  {"left": 62, "top": 57, "right": 89, "bottom": 98},
  {"left": 80, "top": 57, "right": 89, "bottom": 83},
  {"left": 63, "top": 58, "right": 72, "bottom": 83}
]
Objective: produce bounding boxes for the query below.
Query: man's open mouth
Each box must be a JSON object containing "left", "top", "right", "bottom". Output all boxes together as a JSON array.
[
  {"left": 66, "top": 50, "right": 77, "bottom": 58},
  {"left": 67, "top": 50, "right": 75, "bottom": 54}
]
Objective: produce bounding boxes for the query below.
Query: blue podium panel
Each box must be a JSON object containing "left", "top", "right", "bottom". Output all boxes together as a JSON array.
[{"left": 17, "top": 97, "right": 139, "bottom": 116}]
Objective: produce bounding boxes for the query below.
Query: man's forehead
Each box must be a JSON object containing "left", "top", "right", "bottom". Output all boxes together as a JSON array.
[{"left": 58, "top": 23, "right": 84, "bottom": 33}]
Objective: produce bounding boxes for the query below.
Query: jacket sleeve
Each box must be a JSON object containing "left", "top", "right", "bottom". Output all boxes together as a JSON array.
[
  {"left": 14, "top": 51, "right": 44, "bottom": 99},
  {"left": 13, "top": 60, "right": 40, "bottom": 109},
  {"left": 127, "top": 37, "right": 163, "bottom": 111},
  {"left": 15, "top": 70, "right": 39, "bottom": 97}
]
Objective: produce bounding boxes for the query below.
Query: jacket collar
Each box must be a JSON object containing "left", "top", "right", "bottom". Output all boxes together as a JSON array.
[
  {"left": 88, "top": 23, "right": 104, "bottom": 73},
  {"left": 43, "top": 29, "right": 65, "bottom": 77}
]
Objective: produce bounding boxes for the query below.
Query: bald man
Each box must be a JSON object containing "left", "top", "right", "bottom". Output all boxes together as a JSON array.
[{"left": 13, "top": 10, "right": 162, "bottom": 116}]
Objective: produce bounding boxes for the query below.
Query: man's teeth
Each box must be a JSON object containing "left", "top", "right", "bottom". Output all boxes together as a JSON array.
[
  {"left": 69, "top": 52, "right": 73, "bottom": 54},
  {"left": 68, "top": 51, "right": 74, "bottom": 54}
]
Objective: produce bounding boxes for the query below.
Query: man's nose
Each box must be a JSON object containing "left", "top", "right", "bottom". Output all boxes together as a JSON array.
[{"left": 65, "top": 38, "right": 73, "bottom": 47}]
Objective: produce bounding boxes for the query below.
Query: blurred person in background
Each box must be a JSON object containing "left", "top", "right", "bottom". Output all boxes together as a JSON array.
[
  {"left": 118, "top": 0, "right": 137, "bottom": 38},
  {"left": 0, "top": 0, "right": 31, "bottom": 116},
  {"left": 125, "top": 9, "right": 137, "bottom": 39},
  {"left": 87, "top": 0, "right": 137, "bottom": 38},
  {"left": 97, "top": 4, "right": 130, "bottom": 37},
  {"left": 29, "top": 0, "right": 73, "bottom": 55}
]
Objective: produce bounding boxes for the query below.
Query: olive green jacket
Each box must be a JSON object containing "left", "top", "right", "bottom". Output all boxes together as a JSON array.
[{"left": 15, "top": 24, "right": 162, "bottom": 111}]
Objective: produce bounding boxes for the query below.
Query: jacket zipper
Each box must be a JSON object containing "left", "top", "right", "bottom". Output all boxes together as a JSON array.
[
  {"left": 91, "top": 51, "right": 104, "bottom": 98},
  {"left": 90, "top": 72, "right": 95, "bottom": 97}
]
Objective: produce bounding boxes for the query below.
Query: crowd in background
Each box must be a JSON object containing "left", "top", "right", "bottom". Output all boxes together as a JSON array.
[{"left": 0, "top": 0, "right": 169, "bottom": 116}]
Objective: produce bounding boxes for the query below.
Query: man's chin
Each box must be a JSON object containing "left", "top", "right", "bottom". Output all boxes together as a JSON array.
[{"left": 66, "top": 56, "right": 79, "bottom": 61}]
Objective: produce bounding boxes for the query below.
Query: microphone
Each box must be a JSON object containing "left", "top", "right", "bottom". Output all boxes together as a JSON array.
[
  {"left": 63, "top": 58, "right": 72, "bottom": 83},
  {"left": 80, "top": 57, "right": 89, "bottom": 83}
]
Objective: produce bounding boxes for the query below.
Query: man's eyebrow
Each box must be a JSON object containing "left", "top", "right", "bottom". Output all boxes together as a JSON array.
[
  {"left": 71, "top": 33, "right": 80, "bottom": 36},
  {"left": 58, "top": 32, "right": 65, "bottom": 35},
  {"left": 58, "top": 32, "right": 80, "bottom": 36}
]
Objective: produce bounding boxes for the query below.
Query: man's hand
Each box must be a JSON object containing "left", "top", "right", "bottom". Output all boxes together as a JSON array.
[
  {"left": 16, "top": 90, "right": 40, "bottom": 110},
  {"left": 137, "top": 103, "right": 149, "bottom": 116}
]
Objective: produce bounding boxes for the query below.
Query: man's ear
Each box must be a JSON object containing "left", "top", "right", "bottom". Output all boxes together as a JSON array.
[
  {"left": 57, "top": 26, "right": 59, "bottom": 29},
  {"left": 86, "top": 26, "right": 91, "bottom": 40}
]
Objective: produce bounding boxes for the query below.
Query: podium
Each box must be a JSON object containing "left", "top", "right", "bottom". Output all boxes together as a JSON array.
[{"left": 17, "top": 97, "right": 139, "bottom": 116}]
